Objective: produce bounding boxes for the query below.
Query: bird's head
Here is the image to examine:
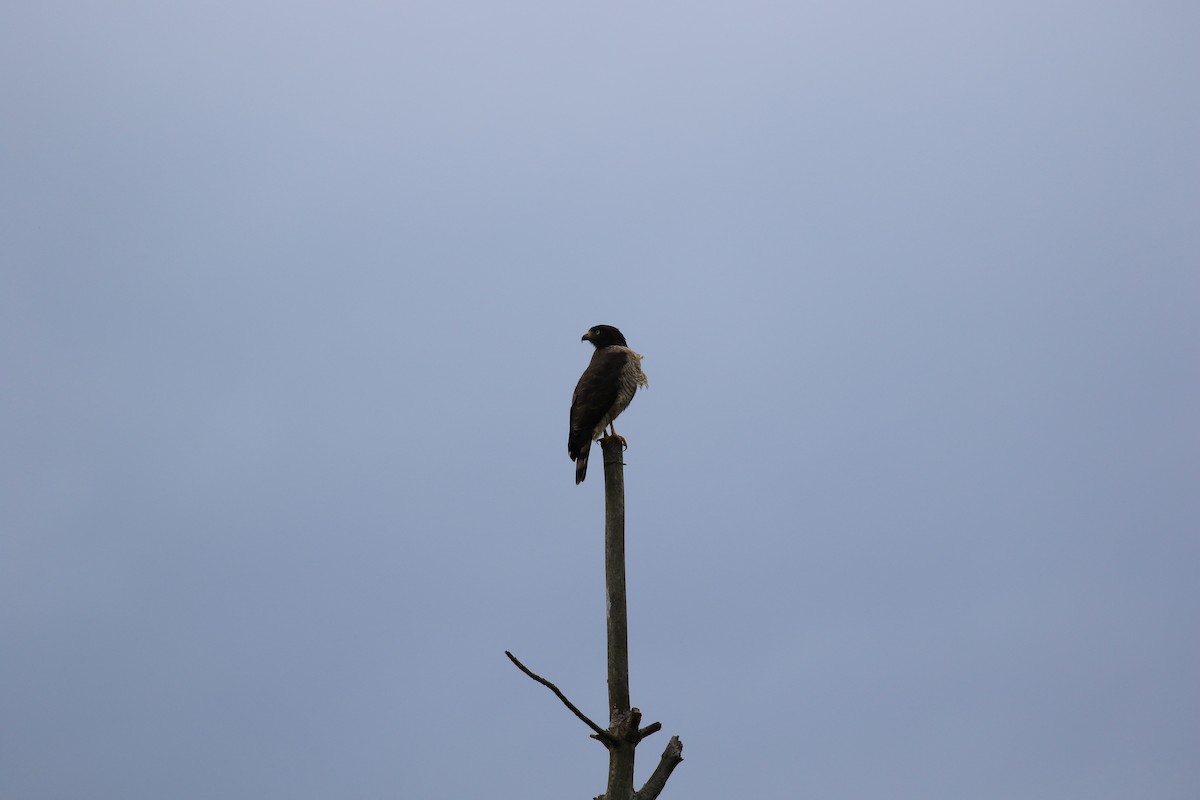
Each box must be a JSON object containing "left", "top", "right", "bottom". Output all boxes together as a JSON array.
[{"left": 582, "top": 324, "right": 628, "bottom": 349}]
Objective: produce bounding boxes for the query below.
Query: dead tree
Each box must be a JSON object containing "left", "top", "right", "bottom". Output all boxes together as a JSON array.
[{"left": 507, "top": 436, "right": 683, "bottom": 800}]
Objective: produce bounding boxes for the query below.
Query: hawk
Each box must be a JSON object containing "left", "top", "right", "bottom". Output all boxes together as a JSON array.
[{"left": 569, "top": 324, "right": 648, "bottom": 484}]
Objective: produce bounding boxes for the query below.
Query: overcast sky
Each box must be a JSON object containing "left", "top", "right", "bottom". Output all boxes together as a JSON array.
[{"left": 2, "top": 1, "right": 1197, "bottom": 798}]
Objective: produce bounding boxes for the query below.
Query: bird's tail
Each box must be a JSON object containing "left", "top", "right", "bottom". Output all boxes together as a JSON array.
[{"left": 574, "top": 448, "right": 589, "bottom": 484}]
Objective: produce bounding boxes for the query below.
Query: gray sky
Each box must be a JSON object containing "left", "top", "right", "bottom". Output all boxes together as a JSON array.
[{"left": 2, "top": 1, "right": 1197, "bottom": 798}]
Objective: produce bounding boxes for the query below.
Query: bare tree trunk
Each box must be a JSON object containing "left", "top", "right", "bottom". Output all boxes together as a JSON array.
[
  {"left": 601, "top": 438, "right": 634, "bottom": 800},
  {"left": 507, "top": 436, "right": 683, "bottom": 800},
  {"left": 603, "top": 437, "right": 631, "bottom": 716}
]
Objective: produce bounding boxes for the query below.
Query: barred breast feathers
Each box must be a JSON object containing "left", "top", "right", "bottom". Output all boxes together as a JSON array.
[
  {"left": 591, "top": 347, "right": 648, "bottom": 441},
  {"left": 614, "top": 346, "right": 648, "bottom": 388}
]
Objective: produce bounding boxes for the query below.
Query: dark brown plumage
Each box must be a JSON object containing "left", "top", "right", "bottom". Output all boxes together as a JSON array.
[{"left": 569, "top": 325, "right": 648, "bottom": 484}]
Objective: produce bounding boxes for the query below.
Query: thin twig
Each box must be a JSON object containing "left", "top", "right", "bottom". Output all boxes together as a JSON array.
[{"left": 505, "top": 650, "right": 615, "bottom": 744}]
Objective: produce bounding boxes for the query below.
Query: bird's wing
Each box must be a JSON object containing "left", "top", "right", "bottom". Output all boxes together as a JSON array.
[{"left": 568, "top": 347, "right": 627, "bottom": 458}]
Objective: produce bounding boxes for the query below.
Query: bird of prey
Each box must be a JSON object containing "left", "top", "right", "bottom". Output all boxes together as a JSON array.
[{"left": 569, "top": 324, "right": 648, "bottom": 484}]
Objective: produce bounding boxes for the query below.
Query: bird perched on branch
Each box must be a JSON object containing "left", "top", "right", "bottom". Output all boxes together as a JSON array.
[{"left": 569, "top": 324, "right": 648, "bottom": 484}]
